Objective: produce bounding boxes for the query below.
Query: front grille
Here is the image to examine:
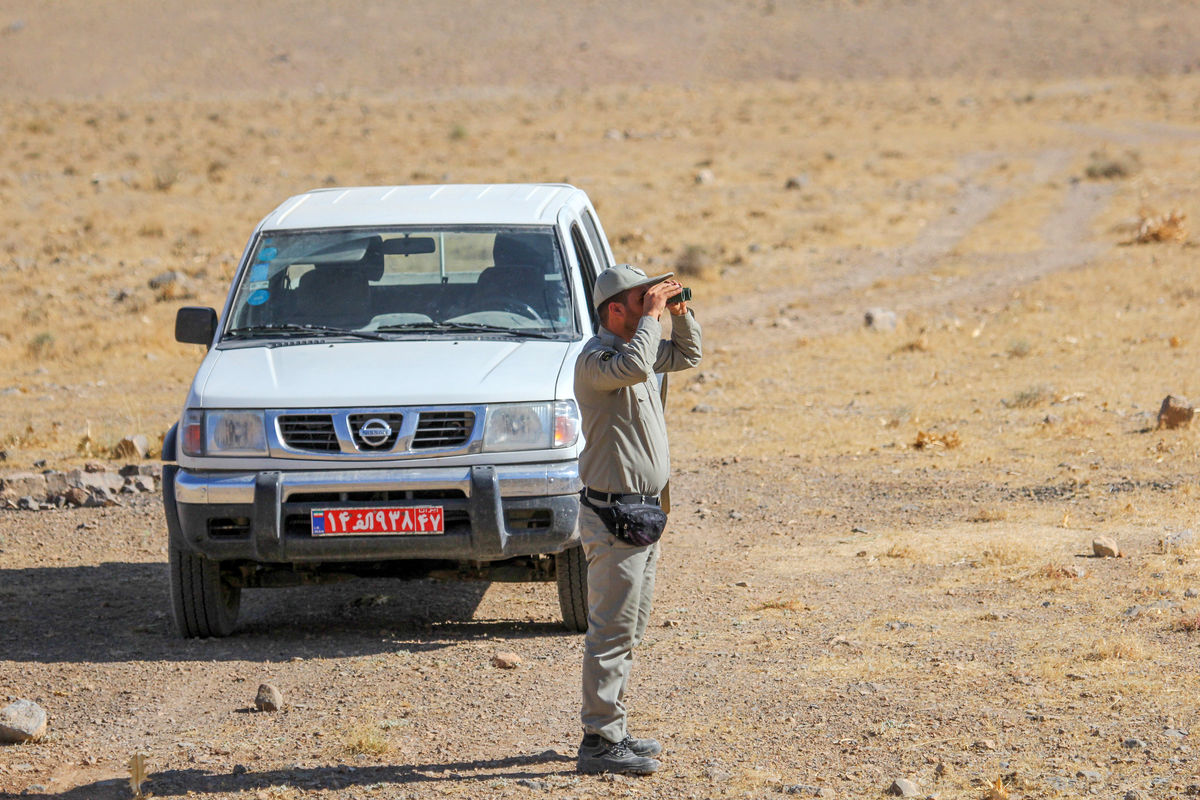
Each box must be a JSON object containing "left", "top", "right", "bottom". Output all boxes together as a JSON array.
[
  {"left": 208, "top": 517, "right": 251, "bottom": 539},
  {"left": 504, "top": 509, "right": 552, "bottom": 531},
  {"left": 413, "top": 411, "right": 474, "bottom": 449},
  {"left": 348, "top": 413, "right": 403, "bottom": 451},
  {"left": 278, "top": 414, "right": 339, "bottom": 452},
  {"left": 288, "top": 489, "right": 467, "bottom": 504}
]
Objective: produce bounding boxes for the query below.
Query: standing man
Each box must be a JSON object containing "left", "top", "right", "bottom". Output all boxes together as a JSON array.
[{"left": 574, "top": 264, "right": 702, "bottom": 775}]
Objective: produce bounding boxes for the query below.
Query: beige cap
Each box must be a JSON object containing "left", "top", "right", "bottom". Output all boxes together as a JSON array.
[{"left": 592, "top": 264, "right": 674, "bottom": 311}]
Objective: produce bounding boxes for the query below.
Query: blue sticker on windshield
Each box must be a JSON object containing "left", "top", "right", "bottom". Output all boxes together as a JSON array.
[
  {"left": 249, "top": 263, "right": 269, "bottom": 282},
  {"left": 247, "top": 289, "right": 269, "bottom": 306},
  {"left": 259, "top": 247, "right": 278, "bottom": 260}
]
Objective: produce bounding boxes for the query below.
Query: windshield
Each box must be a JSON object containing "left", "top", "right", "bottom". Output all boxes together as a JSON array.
[{"left": 223, "top": 227, "right": 576, "bottom": 340}]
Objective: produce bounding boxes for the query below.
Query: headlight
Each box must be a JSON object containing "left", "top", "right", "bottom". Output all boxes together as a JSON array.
[
  {"left": 482, "top": 401, "right": 579, "bottom": 451},
  {"left": 181, "top": 409, "right": 268, "bottom": 456}
]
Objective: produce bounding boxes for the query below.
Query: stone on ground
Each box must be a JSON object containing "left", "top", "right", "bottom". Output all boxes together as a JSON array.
[
  {"left": 255, "top": 683, "right": 283, "bottom": 712},
  {"left": 1093, "top": 536, "right": 1121, "bottom": 558},
  {"left": 0, "top": 699, "right": 47, "bottom": 743},
  {"left": 1157, "top": 395, "right": 1194, "bottom": 429}
]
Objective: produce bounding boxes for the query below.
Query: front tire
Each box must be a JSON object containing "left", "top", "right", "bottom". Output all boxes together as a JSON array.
[
  {"left": 169, "top": 543, "right": 241, "bottom": 638},
  {"left": 555, "top": 544, "right": 588, "bottom": 632}
]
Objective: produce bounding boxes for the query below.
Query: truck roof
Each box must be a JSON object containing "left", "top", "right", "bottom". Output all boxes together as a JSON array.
[{"left": 258, "top": 184, "right": 584, "bottom": 230}]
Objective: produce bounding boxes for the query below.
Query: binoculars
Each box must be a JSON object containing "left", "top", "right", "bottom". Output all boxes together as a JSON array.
[{"left": 667, "top": 287, "right": 692, "bottom": 305}]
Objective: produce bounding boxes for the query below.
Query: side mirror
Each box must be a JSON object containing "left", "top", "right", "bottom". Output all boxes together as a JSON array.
[{"left": 175, "top": 306, "right": 218, "bottom": 346}]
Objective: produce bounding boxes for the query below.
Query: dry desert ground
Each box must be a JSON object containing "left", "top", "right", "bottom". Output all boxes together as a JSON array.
[{"left": 2, "top": 2, "right": 1200, "bottom": 799}]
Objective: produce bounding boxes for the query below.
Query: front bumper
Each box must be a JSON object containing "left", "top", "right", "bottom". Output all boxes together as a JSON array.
[{"left": 164, "top": 461, "right": 581, "bottom": 563}]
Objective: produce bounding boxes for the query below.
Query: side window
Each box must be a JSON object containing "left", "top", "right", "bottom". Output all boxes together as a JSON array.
[
  {"left": 571, "top": 223, "right": 599, "bottom": 328},
  {"left": 580, "top": 210, "right": 611, "bottom": 269}
]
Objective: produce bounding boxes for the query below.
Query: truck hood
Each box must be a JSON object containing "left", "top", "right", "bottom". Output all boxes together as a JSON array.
[{"left": 193, "top": 338, "right": 573, "bottom": 407}]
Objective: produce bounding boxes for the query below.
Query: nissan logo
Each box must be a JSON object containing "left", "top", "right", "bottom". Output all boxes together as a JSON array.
[{"left": 358, "top": 417, "right": 393, "bottom": 447}]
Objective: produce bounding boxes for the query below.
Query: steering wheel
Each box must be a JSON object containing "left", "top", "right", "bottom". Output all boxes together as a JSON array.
[{"left": 491, "top": 299, "right": 544, "bottom": 321}]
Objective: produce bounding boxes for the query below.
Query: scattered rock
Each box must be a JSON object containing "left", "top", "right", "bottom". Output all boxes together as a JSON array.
[
  {"left": 1084, "top": 150, "right": 1140, "bottom": 180},
  {"left": 0, "top": 699, "right": 47, "bottom": 743},
  {"left": 16, "top": 496, "right": 38, "bottom": 510},
  {"left": 1123, "top": 599, "right": 1179, "bottom": 619},
  {"left": 1160, "top": 529, "right": 1197, "bottom": 553},
  {"left": 884, "top": 621, "right": 913, "bottom": 631},
  {"left": 694, "top": 168, "right": 715, "bottom": 185},
  {"left": 1157, "top": 395, "right": 1194, "bottom": 430},
  {"left": 255, "top": 683, "right": 283, "bottom": 712},
  {"left": 974, "top": 738, "right": 997, "bottom": 750},
  {"left": 0, "top": 472, "right": 47, "bottom": 502},
  {"left": 123, "top": 475, "right": 156, "bottom": 493},
  {"left": 112, "top": 434, "right": 150, "bottom": 459},
  {"left": 516, "top": 779, "right": 546, "bottom": 790},
  {"left": 885, "top": 777, "right": 920, "bottom": 797},
  {"left": 1123, "top": 738, "right": 1149, "bottom": 749},
  {"left": 84, "top": 461, "right": 106, "bottom": 473},
  {"left": 492, "top": 652, "right": 522, "bottom": 669},
  {"left": 1092, "top": 537, "right": 1121, "bottom": 558},
  {"left": 864, "top": 308, "right": 898, "bottom": 332},
  {"left": 1163, "top": 728, "right": 1188, "bottom": 738},
  {"left": 1186, "top": 588, "right": 1198, "bottom": 598},
  {"left": 782, "top": 784, "right": 833, "bottom": 797},
  {"left": 1076, "top": 769, "right": 1104, "bottom": 783},
  {"left": 62, "top": 487, "right": 89, "bottom": 507},
  {"left": 1125, "top": 790, "right": 1148, "bottom": 800},
  {"left": 148, "top": 270, "right": 182, "bottom": 289},
  {"left": 784, "top": 174, "right": 809, "bottom": 190},
  {"left": 691, "top": 404, "right": 716, "bottom": 413}
]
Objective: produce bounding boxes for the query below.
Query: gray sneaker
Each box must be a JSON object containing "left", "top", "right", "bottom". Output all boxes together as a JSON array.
[{"left": 577, "top": 733, "right": 661, "bottom": 775}]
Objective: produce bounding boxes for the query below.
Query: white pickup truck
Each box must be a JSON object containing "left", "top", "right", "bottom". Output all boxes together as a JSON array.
[{"left": 163, "top": 184, "right": 621, "bottom": 637}]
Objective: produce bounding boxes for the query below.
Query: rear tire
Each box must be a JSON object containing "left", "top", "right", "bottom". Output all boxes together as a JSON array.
[
  {"left": 169, "top": 543, "right": 241, "bottom": 638},
  {"left": 555, "top": 544, "right": 588, "bottom": 632}
]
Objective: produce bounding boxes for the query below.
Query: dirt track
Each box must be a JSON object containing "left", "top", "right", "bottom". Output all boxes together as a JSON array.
[{"left": 4, "top": 3, "right": 1200, "bottom": 798}]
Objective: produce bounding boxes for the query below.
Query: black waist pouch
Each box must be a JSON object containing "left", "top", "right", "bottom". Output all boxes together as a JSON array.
[{"left": 582, "top": 496, "right": 667, "bottom": 547}]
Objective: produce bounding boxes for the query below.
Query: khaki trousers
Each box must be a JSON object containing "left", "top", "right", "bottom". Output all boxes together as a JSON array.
[{"left": 579, "top": 503, "right": 660, "bottom": 742}]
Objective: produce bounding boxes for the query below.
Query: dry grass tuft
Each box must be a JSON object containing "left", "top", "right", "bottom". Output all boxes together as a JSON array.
[
  {"left": 968, "top": 507, "right": 1007, "bottom": 523},
  {"left": 1130, "top": 208, "right": 1187, "bottom": 244},
  {"left": 913, "top": 430, "right": 961, "bottom": 450},
  {"left": 978, "top": 539, "right": 1036, "bottom": 567},
  {"left": 675, "top": 244, "right": 715, "bottom": 279},
  {"left": 1174, "top": 614, "right": 1200, "bottom": 634},
  {"left": 895, "top": 333, "right": 931, "bottom": 353},
  {"left": 1006, "top": 384, "right": 1053, "bottom": 409},
  {"left": 1082, "top": 636, "right": 1146, "bottom": 662},
  {"left": 883, "top": 542, "right": 915, "bottom": 559},
  {"left": 1036, "top": 563, "right": 1081, "bottom": 580},
  {"left": 343, "top": 723, "right": 390, "bottom": 756},
  {"left": 984, "top": 776, "right": 1010, "bottom": 800},
  {"left": 753, "top": 598, "right": 804, "bottom": 612}
]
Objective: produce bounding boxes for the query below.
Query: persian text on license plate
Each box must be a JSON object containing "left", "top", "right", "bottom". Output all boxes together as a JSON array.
[{"left": 311, "top": 506, "right": 445, "bottom": 536}]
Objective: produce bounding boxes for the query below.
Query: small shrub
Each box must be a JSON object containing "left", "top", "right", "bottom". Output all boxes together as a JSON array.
[
  {"left": 1083, "top": 636, "right": 1145, "bottom": 661},
  {"left": 912, "top": 430, "right": 961, "bottom": 450},
  {"left": 1007, "top": 384, "right": 1053, "bottom": 409},
  {"left": 27, "top": 331, "right": 55, "bottom": 358},
  {"left": 344, "top": 723, "right": 390, "bottom": 756},
  {"left": 675, "top": 244, "right": 712, "bottom": 278},
  {"left": 1006, "top": 339, "right": 1031, "bottom": 358}
]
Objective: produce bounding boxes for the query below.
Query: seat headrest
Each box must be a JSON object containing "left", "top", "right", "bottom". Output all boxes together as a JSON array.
[{"left": 492, "top": 233, "right": 554, "bottom": 270}]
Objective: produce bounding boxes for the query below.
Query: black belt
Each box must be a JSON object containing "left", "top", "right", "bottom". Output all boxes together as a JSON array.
[{"left": 583, "top": 488, "right": 660, "bottom": 506}]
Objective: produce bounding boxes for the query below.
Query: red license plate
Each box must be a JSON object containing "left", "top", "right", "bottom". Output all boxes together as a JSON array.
[{"left": 311, "top": 506, "right": 445, "bottom": 536}]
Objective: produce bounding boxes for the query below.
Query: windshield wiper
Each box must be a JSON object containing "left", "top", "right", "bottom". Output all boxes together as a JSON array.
[
  {"left": 373, "top": 322, "right": 563, "bottom": 339},
  {"left": 225, "top": 323, "right": 390, "bottom": 341}
]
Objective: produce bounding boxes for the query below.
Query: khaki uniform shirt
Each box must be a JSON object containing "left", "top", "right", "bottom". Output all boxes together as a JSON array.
[{"left": 574, "top": 311, "right": 702, "bottom": 496}]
